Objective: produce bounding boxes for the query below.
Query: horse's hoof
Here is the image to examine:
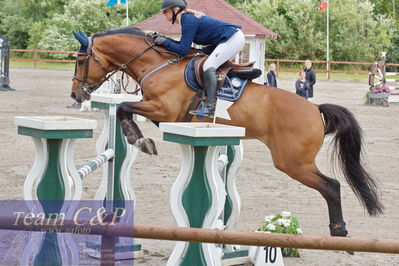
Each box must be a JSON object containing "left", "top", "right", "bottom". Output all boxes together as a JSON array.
[
  {"left": 126, "top": 135, "right": 137, "bottom": 146},
  {"left": 135, "top": 138, "right": 158, "bottom": 155},
  {"left": 329, "top": 222, "right": 348, "bottom": 237},
  {"left": 329, "top": 223, "right": 353, "bottom": 254}
]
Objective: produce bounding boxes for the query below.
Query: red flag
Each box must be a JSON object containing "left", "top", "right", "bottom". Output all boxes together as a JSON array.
[{"left": 317, "top": 0, "right": 328, "bottom": 12}]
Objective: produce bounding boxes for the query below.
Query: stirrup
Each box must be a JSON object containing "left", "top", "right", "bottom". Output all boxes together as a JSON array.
[{"left": 189, "top": 108, "right": 214, "bottom": 118}]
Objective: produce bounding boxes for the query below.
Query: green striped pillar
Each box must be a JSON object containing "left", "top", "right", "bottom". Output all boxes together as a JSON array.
[
  {"left": 15, "top": 116, "right": 96, "bottom": 266},
  {"left": 160, "top": 122, "right": 245, "bottom": 266},
  {"left": 90, "top": 94, "right": 143, "bottom": 259}
]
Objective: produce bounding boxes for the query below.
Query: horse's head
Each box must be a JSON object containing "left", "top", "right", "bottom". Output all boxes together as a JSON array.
[{"left": 71, "top": 31, "right": 112, "bottom": 102}]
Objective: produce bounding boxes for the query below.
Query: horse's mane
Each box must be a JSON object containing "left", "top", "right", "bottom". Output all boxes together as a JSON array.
[{"left": 93, "top": 27, "right": 146, "bottom": 38}]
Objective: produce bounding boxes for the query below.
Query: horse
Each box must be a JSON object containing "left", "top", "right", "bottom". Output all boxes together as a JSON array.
[{"left": 70, "top": 27, "right": 383, "bottom": 237}]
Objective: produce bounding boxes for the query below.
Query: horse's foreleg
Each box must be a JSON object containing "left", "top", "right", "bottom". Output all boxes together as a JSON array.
[{"left": 117, "top": 101, "right": 159, "bottom": 155}]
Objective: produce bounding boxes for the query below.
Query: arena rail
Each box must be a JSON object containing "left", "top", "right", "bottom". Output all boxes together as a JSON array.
[
  {"left": 9, "top": 48, "right": 399, "bottom": 79},
  {"left": 10, "top": 48, "right": 75, "bottom": 67},
  {"left": 266, "top": 58, "right": 399, "bottom": 79}
]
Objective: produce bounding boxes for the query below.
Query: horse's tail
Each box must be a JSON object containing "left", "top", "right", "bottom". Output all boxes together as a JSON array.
[{"left": 319, "top": 104, "right": 384, "bottom": 216}]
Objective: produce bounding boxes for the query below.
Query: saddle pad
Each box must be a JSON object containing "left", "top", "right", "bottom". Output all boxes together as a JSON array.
[{"left": 184, "top": 57, "right": 248, "bottom": 102}]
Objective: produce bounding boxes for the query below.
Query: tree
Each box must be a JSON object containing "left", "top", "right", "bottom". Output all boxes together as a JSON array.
[
  {"left": 0, "top": 0, "right": 68, "bottom": 48},
  {"left": 369, "top": 0, "right": 399, "bottom": 20},
  {"left": 232, "top": 0, "right": 394, "bottom": 62},
  {"left": 0, "top": 0, "right": 159, "bottom": 51},
  {"left": 29, "top": 0, "right": 159, "bottom": 58},
  {"left": 328, "top": 0, "right": 393, "bottom": 62}
]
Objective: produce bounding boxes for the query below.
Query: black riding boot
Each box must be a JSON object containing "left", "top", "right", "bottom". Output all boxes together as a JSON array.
[{"left": 190, "top": 67, "right": 217, "bottom": 117}]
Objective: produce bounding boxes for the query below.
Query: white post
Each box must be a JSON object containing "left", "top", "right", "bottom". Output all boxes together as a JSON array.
[
  {"left": 126, "top": 1, "right": 129, "bottom": 26},
  {"left": 326, "top": 0, "right": 330, "bottom": 79}
]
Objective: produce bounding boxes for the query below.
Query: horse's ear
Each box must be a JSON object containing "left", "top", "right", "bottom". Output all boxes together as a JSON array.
[
  {"left": 72, "top": 30, "right": 88, "bottom": 48},
  {"left": 72, "top": 31, "right": 80, "bottom": 41},
  {"left": 80, "top": 31, "right": 88, "bottom": 39}
]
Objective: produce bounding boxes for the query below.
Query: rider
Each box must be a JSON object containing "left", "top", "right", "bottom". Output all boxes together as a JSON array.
[{"left": 155, "top": 0, "right": 245, "bottom": 117}]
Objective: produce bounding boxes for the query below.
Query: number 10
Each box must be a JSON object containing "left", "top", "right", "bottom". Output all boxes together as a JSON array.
[{"left": 264, "top": 247, "right": 277, "bottom": 263}]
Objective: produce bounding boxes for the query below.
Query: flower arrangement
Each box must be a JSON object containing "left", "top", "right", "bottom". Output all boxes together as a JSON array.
[
  {"left": 371, "top": 85, "right": 391, "bottom": 94},
  {"left": 257, "top": 211, "right": 302, "bottom": 257}
]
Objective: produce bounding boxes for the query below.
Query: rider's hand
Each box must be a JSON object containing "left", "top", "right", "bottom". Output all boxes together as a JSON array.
[
  {"left": 154, "top": 36, "right": 167, "bottom": 46},
  {"left": 186, "top": 8, "right": 205, "bottom": 18}
]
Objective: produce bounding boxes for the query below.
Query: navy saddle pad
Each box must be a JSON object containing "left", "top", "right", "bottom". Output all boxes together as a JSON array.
[{"left": 184, "top": 57, "right": 249, "bottom": 102}]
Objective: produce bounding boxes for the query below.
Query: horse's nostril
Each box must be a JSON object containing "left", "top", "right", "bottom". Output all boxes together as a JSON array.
[{"left": 71, "top": 92, "right": 76, "bottom": 99}]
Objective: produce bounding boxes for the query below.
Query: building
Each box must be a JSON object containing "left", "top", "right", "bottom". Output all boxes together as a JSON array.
[{"left": 135, "top": 0, "right": 278, "bottom": 84}]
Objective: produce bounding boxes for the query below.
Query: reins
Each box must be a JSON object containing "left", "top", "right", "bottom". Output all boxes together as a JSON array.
[{"left": 73, "top": 32, "right": 196, "bottom": 98}]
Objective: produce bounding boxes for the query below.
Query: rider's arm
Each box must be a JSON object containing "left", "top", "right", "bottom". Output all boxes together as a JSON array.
[{"left": 164, "top": 14, "right": 199, "bottom": 56}]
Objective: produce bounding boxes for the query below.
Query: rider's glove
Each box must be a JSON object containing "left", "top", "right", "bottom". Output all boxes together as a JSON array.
[{"left": 154, "top": 36, "right": 167, "bottom": 46}]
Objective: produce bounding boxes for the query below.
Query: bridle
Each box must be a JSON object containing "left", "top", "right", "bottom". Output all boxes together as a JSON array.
[{"left": 72, "top": 33, "right": 185, "bottom": 100}]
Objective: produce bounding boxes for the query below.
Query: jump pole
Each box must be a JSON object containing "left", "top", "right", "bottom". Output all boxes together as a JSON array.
[
  {"left": 0, "top": 217, "right": 398, "bottom": 255},
  {"left": 133, "top": 224, "right": 399, "bottom": 254}
]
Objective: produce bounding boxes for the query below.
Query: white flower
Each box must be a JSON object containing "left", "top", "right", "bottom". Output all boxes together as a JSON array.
[
  {"left": 281, "top": 211, "right": 291, "bottom": 218},
  {"left": 277, "top": 218, "right": 291, "bottom": 227},
  {"left": 296, "top": 228, "right": 303, "bottom": 234},
  {"left": 266, "top": 224, "right": 276, "bottom": 231},
  {"left": 264, "top": 215, "right": 275, "bottom": 222}
]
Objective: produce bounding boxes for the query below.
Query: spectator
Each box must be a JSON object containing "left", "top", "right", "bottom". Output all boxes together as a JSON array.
[
  {"left": 295, "top": 71, "right": 309, "bottom": 99},
  {"left": 264, "top": 63, "right": 277, "bottom": 87},
  {"left": 304, "top": 60, "right": 316, "bottom": 102}
]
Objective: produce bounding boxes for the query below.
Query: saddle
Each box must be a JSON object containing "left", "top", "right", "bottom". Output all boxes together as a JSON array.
[
  {"left": 182, "top": 55, "right": 261, "bottom": 121},
  {"left": 194, "top": 55, "right": 256, "bottom": 87}
]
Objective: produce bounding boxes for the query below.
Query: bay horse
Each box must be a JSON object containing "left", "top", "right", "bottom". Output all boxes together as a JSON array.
[{"left": 70, "top": 27, "right": 383, "bottom": 237}]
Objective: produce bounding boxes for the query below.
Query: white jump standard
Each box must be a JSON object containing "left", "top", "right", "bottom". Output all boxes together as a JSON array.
[
  {"left": 160, "top": 122, "right": 246, "bottom": 266},
  {"left": 15, "top": 116, "right": 97, "bottom": 266},
  {"left": 15, "top": 94, "right": 143, "bottom": 264}
]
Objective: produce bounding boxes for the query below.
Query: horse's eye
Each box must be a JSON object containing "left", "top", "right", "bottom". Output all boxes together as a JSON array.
[{"left": 77, "top": 60, "right": 84, "bottom": 65}]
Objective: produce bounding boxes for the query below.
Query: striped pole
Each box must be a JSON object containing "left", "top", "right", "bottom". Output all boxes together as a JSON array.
[{"left": 77, "top": 149, "right": 115, "bottom": 179}]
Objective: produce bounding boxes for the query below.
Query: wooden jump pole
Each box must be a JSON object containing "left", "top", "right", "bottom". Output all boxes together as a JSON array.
[
  {"left": 1, "top": 215, "right": 398, "bottom": 255},
  {"left": 132, "top": 224, "right": 399, "bottom": 254}
]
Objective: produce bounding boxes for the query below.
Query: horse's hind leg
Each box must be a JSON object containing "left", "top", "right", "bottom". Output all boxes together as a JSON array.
[
  {"left": 314, "top": 171, "right": 348, "bottom": 237},
  {"left": 117, "top": 101, "right": 158, "bottom": 155},
  {"left": 276, "top": 160, "right": 348, "bottom": 237}
]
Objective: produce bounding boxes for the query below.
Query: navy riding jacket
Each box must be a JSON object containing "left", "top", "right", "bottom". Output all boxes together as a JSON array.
[{"left": 164, "top": 13, "right": 241, "bottom": 56}]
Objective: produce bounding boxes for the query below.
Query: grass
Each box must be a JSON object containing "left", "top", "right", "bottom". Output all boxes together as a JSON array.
[{"left": 10, "top": 60, "right": 75, "bottom": 69}]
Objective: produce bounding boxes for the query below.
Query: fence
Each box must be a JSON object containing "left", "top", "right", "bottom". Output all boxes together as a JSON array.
[
  {"left": 9, "top": 48, "right": 399, "bottom": 79},
  {"left": 10, "top": 49, "right": 75, "bottom": 67},
  {"left": 266, "top": 59, "right": 399, "bottom": 79}
]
